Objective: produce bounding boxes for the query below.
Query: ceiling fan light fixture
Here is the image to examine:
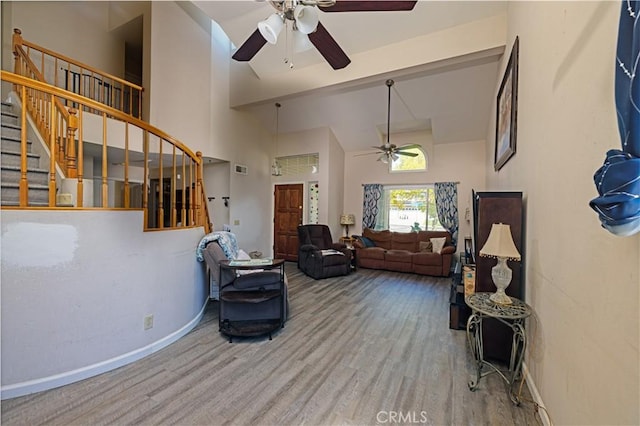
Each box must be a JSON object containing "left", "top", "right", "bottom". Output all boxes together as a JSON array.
[
  {"left": 294, "top": 5, "right": 319, "bottom": 34},
  {"left": 258, "top": 13, "right": 284, "bottom": 44},
  {"left": 293, "top": 30, "right": 313, "bottom": 52},
  {"left": 378, "top": 153, "right": 389, "bottom": 164},
  {"left": 391, "top": 153, "right": 399, "bottom": 161}
]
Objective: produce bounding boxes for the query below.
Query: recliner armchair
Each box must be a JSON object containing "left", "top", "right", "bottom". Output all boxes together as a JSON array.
[{"left": 297, "top": 224, "right": 352, "bottom": 279}]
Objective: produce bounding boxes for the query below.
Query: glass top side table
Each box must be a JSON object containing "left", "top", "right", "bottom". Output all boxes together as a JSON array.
[{"left": 465, "top": 292, "right": 533, "bottom": 405}]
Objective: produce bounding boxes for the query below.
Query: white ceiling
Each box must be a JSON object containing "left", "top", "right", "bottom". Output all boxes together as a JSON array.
[{"left": 192, "top": 1, "right": 508, "bottom": 153}]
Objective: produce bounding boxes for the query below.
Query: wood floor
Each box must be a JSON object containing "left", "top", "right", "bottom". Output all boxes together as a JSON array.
[{"left": 1, "top": 264, "right": 542, "bottom": 425}]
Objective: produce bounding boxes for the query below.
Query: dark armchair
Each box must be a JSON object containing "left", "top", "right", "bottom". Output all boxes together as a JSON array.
[{"left": 297, "top": 224, "right": 352, "bottom": 279}]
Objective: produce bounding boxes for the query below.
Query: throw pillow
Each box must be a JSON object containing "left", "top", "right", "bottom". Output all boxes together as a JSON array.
[
  {"left": 419, "top": 241, "right": 433, "bottom": 252},
  {"left": 430, "top": 237, "right": 447, "bottom": 254},
  {"left": 360, "top": 236, "right": 376, "bottom": 247}
]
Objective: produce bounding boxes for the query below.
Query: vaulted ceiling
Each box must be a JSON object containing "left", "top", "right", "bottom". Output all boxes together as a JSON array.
[{"left": 193, "top": 1, "right": 508, "bottom": 153}]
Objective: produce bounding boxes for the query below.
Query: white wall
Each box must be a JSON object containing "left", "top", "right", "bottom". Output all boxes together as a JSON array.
[
  {"left": 488, "top": 2, "right": 640, "bottom": 424},
  {"left": 2, "top": 1, "right": 124, "bottom": 78},
  {"left": 344, "top": 130, "right": 487, "bottom": 250},
  {"left": 0, "top": 210, "right": 208, "bottom": 398}
]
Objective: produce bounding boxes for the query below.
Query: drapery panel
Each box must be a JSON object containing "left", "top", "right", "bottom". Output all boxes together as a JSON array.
[
  {"left": 434, "top": 182, "right": 459, "bottom": 246},
  {"left": 362, "top": 184, "right": 383, "bottom": 230},
  {"left": 589, "top": 0, "right": 640, "bottom": 236}
]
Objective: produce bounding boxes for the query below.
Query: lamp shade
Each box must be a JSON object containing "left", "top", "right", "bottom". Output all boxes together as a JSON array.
[
  {"left": 340, "top": 214, "right": 356, "bottom": 226},
  {"left": 294, "top": 5, "right": 319, "bottom": 35},
  {"left": 479, "top": 223, "right": 521, "bottom": 260},
  {"left": 258, "top": 13, "right": 284, "bottom": 44}
]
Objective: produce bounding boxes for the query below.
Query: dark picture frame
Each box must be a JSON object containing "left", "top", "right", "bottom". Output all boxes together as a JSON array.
[{"left": 494, "top": 36, "right": 519, "bottom": 171}]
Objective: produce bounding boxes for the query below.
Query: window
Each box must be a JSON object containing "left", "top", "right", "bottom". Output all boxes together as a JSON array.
[
  {"left": 390, "top": 147, "right": 427, "bottom": 172},
  {"left": 378, "top": 186, "right": 444, "bottom": 232}
]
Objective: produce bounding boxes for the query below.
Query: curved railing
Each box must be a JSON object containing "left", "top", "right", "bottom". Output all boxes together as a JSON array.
[{"left": 1, "top": 71, "right": 212, "bottom": 233}]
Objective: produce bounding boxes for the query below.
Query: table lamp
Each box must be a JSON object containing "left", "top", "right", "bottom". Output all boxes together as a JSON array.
[
  {"left": 479, "top": 223, "right": 521, "bottom": 305},
  {"left": 340, "top": 213, "right": 355, "bottom": 237}
]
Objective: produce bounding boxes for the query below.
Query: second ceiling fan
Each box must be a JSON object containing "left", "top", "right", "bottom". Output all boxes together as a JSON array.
[{"left": 232, "top": 0, "right": 417, "bottom": 70}]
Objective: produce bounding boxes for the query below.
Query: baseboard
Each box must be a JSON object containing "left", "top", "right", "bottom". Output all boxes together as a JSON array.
[
  {"left": 1, "top": 300, "right": 209, "bottom": 400},
  {"left": 523, "top": 362, "right": 552, "bottom": 426}
]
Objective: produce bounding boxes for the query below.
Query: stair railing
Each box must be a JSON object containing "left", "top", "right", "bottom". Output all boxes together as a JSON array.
[
  {"left": 12, "top": 29, "right": 143, "bottom": 119},
  {"left": 2, "top": 71, "right": 212, "bottom": 234}
]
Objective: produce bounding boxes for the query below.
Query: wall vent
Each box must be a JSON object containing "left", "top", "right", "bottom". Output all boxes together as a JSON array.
[{"left": 234, "top": 164, "right": 248, "bottom": 175}]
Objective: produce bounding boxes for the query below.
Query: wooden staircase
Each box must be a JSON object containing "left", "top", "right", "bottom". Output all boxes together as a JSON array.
[{"left": 1, "top": 101, "right": 50, "bottom": 206}]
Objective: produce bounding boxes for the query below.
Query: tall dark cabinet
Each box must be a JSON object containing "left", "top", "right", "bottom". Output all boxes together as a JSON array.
[{"left": 472, "top": 191, "right": 524, "bottom": 362}]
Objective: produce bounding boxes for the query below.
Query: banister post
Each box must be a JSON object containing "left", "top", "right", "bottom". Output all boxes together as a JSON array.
[
  {"left": 66, "top": 108, "right": 78, "bottom": 178},
  {"left": 196, "top": 151, "right": 203, "bottom": 228},
  {"left": 12, "top": 29, "right": 23, "bottom": 75}
]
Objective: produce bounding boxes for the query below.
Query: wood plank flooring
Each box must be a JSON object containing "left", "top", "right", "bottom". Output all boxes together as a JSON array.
[{"left": 1, "top": 264, "right": 542, "bottom": 425}]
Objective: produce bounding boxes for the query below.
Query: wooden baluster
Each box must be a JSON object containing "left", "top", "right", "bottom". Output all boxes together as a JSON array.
[
  {"left": 181, "top": 152, "right": 186, "bottom": 228},
  {"left": 19, "top": 86, "right": 28, "bottom": 207},
  {"left": 57, "top": 111, "right": 65, "bottom": 169},
  {"left": 101, "top": 112, "right": 108, "bottom": 207},
  {"left": 157, "top": 140, "right": 164, "bottom": 229},
  {"left": 49, "top": 95, "right": 57, "bottom": 207},
  {"left": 188, "top": 160, "right": 194, "bottom": 226},
  {"left": 195, "top": 151, "right": 203, "bottom": 228},
  {"left": 66, "top": 108, "right": 78, "bottom": 178},
  {"left": 171, "top": 145, "right": 177, "bottom": 227},
  {"left": 143, "top": 131, "right": 149, "bottom": 229},
  {"left": 76, "top": 108, "right": 84, "bottom": 207},
  {"left": 124, "top": 123, "right": 130, "bottom": 208}
]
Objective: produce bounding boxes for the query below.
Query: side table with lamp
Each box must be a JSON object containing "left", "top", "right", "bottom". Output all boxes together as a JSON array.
[
  {"left": 339, "top": 213, "right": 356, "bottom": 269},
  {"left": 465, "top": 222, "right": 533, "bottom": 405}
]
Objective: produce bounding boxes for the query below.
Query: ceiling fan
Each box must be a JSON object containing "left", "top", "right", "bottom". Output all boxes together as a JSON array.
[
  {"left": 358, "top": 79, "right": 422, "bottom": 163},
  {"left": 232, "top": 0, "right": 418, "bottom": 70}
]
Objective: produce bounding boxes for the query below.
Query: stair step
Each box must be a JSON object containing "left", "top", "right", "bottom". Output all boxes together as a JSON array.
[
  {"left": 1, "top": 165, "right": 49, "bottom": 186},
  {"left": 1, "top": 136, "right": 33, "bottom": 153},
  {"left": 1, "top": 102, "right": 14, "bottom": 113},
  {"left": 1, "top": 123, "right": 22, "bottom": 140},
  {"left": 1, "top": 111, "right": 19, "bottom": 125},
  {"left": 1, "top": 182, "right": 49, "bottom": 205},
  {"left": 1, "top": 150, "right": 42, "bottom": 169}
]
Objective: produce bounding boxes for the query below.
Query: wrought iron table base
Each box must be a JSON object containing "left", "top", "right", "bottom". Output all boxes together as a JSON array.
[
  {"left": 467, "top": 314, "right": 527, "bottom": 404},
  {"left": 465, "top": 293, "right": 532, "bottom": 406}
]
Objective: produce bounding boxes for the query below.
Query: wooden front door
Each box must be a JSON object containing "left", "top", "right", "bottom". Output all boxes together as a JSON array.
[{"left": 273, "top": 184, "right": 303, "bottom": 261}]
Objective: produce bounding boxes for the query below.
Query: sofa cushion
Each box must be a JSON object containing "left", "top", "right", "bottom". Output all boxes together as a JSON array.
[
  {"left": 412, "top": 251, "right": 443, "bottom": 266},
  {"left": 357, "top": 246, "right": 386, "bottom": 260},
  {"left": 363, "top": 229, "right": 392, "bottom": 249},
  {"left": 391, "top": 232, "right": 418, "bottom": 251},
  {"left": 418, "top": 241, "right": 433, "bottom": 252},
  {"left": 385, "top": 249, "right": 413, "bottom": 263}
]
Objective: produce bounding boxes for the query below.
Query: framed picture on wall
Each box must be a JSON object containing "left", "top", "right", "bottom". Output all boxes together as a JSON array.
[{"left": 494, "top": 36, "right": 519, "bottom": 171}]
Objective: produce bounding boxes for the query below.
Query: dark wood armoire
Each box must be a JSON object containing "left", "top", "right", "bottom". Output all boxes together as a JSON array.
[{"left": 472, "top": 191, "right": 524, "bottom": 363}]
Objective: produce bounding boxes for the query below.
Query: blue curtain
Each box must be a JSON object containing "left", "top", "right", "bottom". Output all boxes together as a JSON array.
[
  {"left": 589, "top": 0, "right": 640, "bottom": 236},
  {"left": 434, "top": 182, "right": 459, "bottom": 246},
  {"left": 362, "top": 184, "right": 383, "bottom": 230}
]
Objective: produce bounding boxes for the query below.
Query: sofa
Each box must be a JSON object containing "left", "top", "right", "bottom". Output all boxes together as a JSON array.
[{"left": 354, "top": 228, "right": 455, "bottom": 277}]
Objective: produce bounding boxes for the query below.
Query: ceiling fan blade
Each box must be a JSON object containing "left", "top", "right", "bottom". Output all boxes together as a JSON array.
[
  {"left": 232, "top": 29, "right": 267, "bottom": 61},
  {"left": 397, "top": 143, "right": 422, "bottom": 150},
  {"left": 319, "top": 1, "right": 417, "bottom": 12},
  {"left": 354, "top": 152, "right": 381, "bottom": 157},
  {"left": 308, "top": 22, "right": 351, "bottom": 69},
  {"left": 396, "top": 151, "right": 419, "bottom": 157}
]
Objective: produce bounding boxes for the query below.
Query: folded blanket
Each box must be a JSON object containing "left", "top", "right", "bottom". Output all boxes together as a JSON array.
[
  {"left": 320, "top": 249, "right": 345, "bottom": 256},
  {"left": 196, "top": 231, "right": 239, "bottom": 261}
]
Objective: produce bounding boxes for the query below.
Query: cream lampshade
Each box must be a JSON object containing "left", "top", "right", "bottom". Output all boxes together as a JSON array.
[
  {"left": 479, "top": 223, "right": 521, "bottom": 305},
  {"left": 340, "top": 213, "right": 356, "bottom": 237}
]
